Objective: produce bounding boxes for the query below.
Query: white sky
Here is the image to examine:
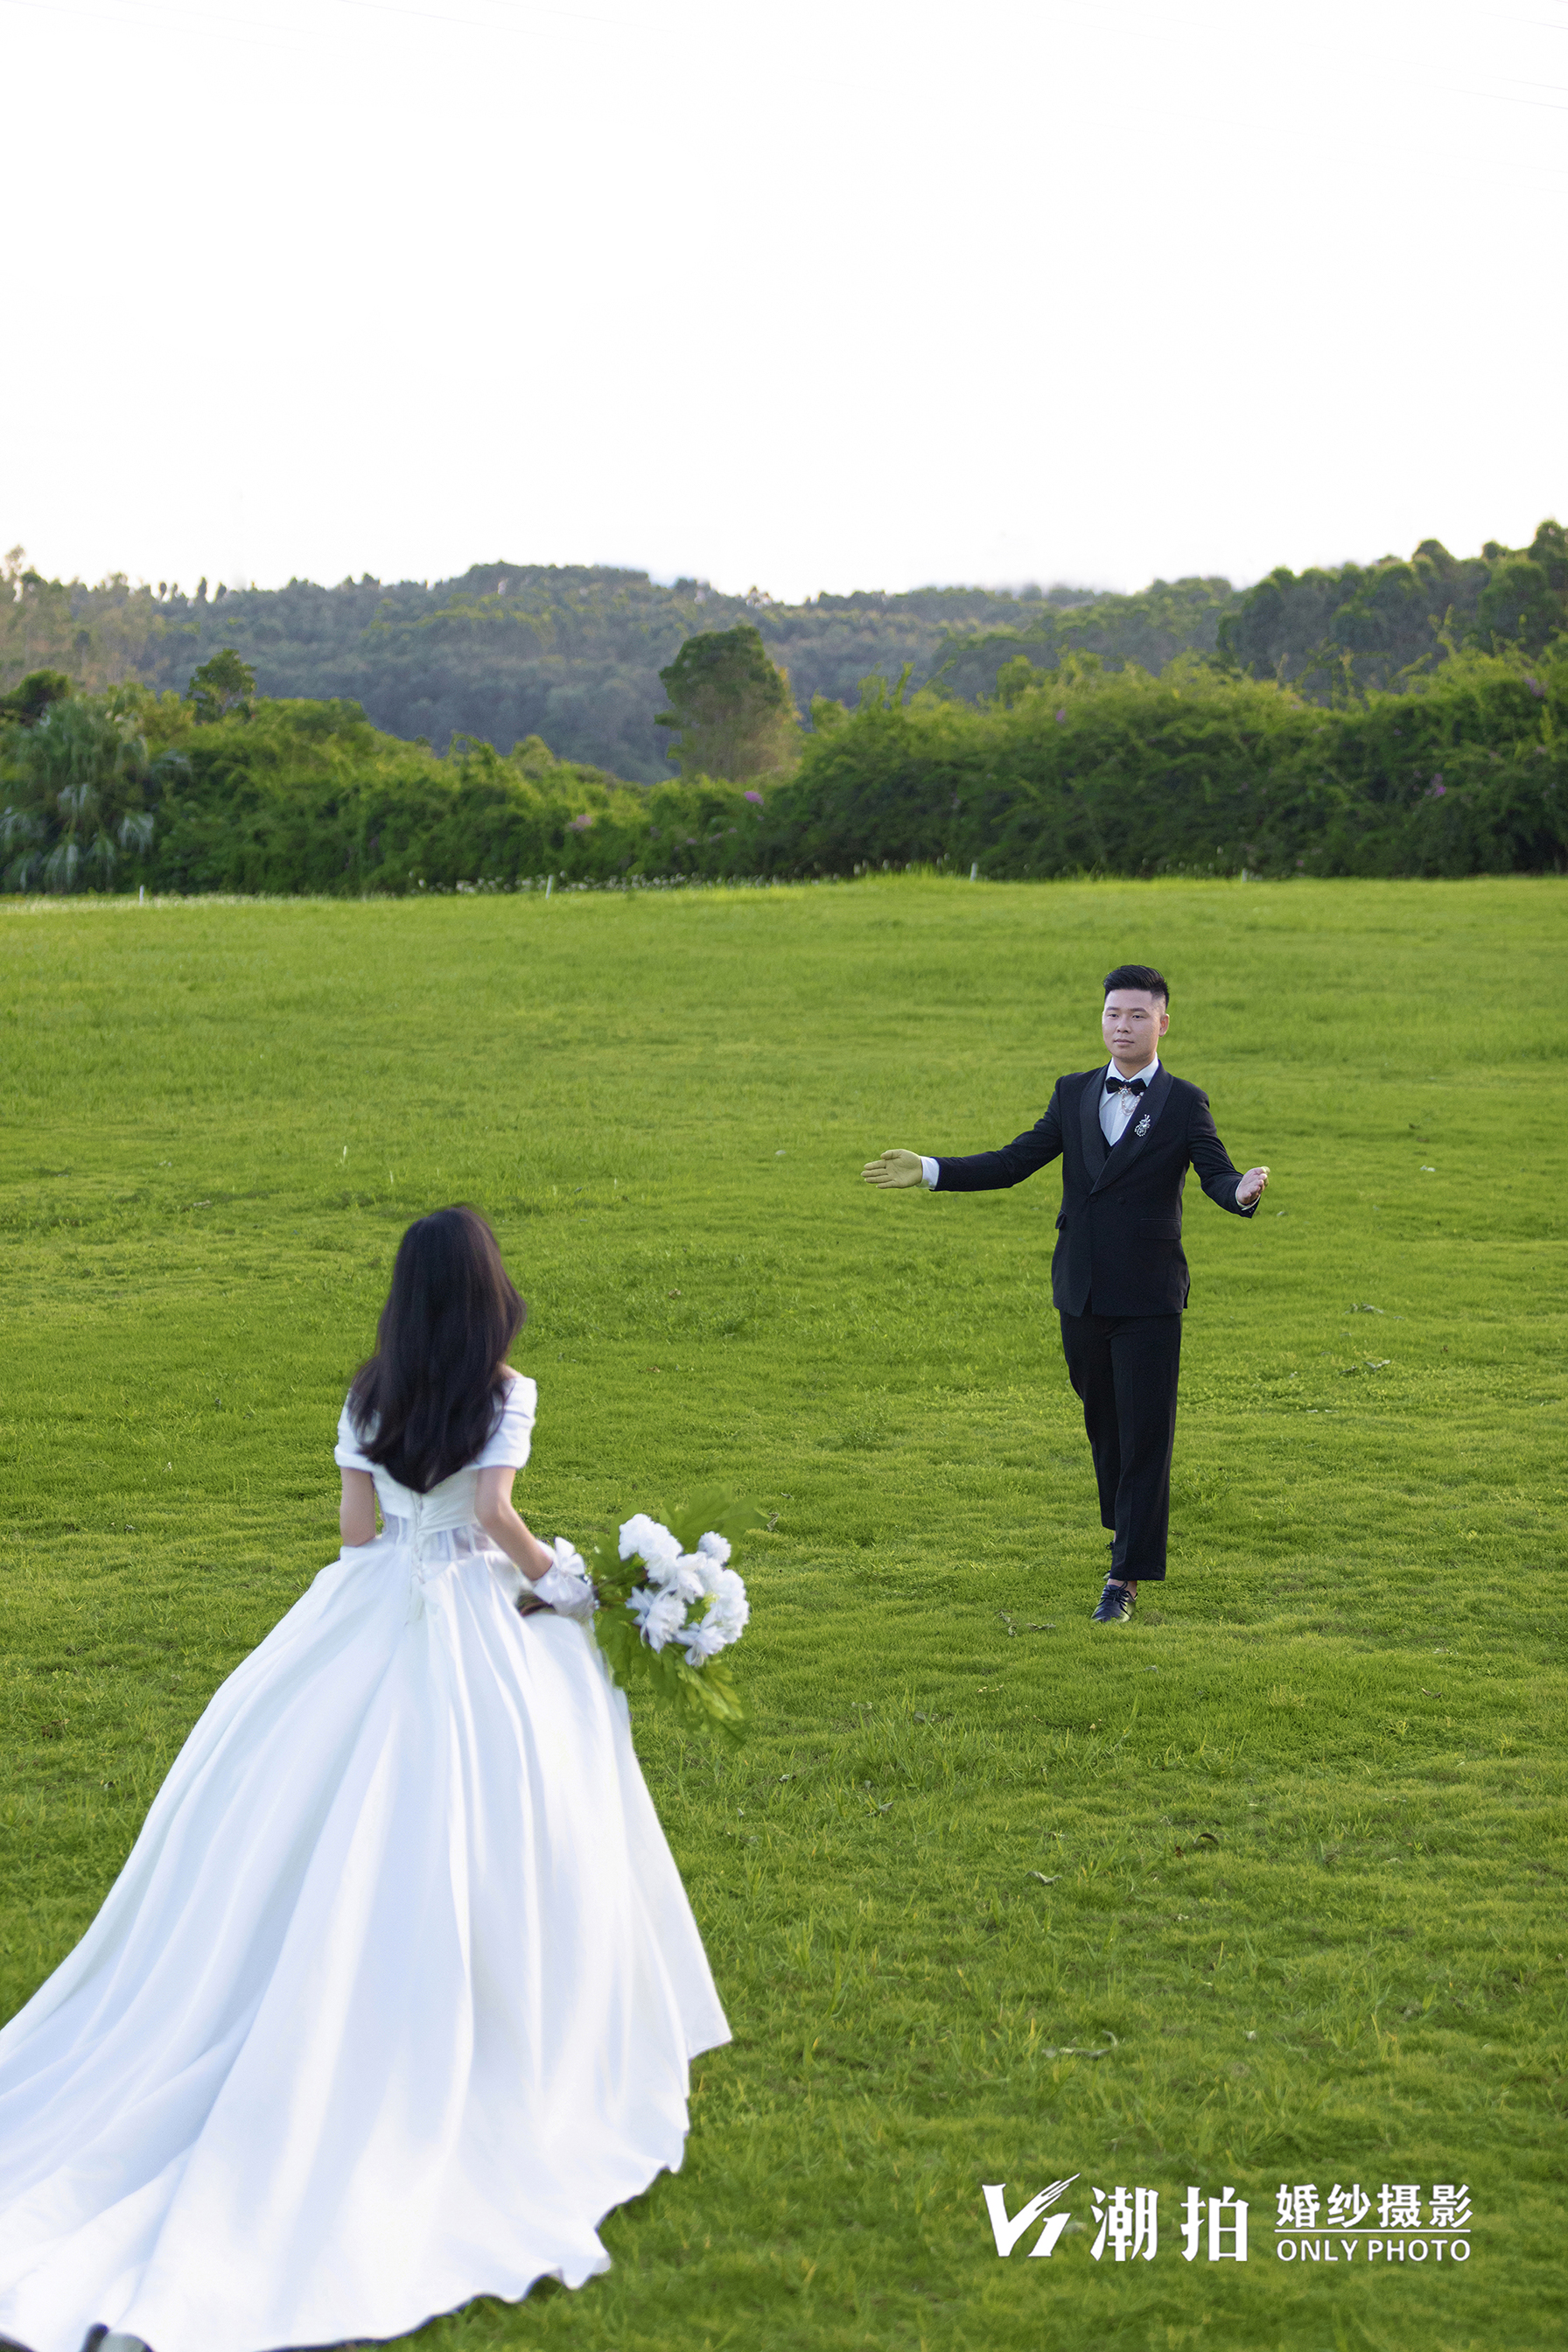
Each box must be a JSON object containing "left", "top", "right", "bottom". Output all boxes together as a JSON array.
[{"left": 4, "top": 0, "right": 1565, "bottom": 602}]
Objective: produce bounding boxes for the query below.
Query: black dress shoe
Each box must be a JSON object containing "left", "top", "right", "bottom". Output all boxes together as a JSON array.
[{"left": 1091, "top": 1578, "right": 1137, "bottom": 1624}]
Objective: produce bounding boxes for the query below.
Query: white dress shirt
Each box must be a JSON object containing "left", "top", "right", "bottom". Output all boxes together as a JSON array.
[
  {"left": 1099, "top": 1055, "right": 1160, "bottom": 1146},
  {"left": 920, "top": 1058, "right": 1160, "bottom": 1189}
]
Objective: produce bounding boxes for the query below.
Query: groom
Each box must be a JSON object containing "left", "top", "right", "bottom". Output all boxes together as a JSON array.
[{"left": 861, "top": 965, "right": 1270, "bottom": 1622}]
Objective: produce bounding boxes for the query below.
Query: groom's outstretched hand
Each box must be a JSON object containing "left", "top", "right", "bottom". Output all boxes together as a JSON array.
[
  {"left": 1236, "top": 1165, "right": 1270, "bottom": 1208},
  {"left": 862, "top": 1149, "right": 924, "bottom": 1188}
]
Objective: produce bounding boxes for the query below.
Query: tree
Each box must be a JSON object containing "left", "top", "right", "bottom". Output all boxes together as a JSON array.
[
  {"left": 186, "top": 648, "right": 256, "bottom": 723},
  {"left": 1474, "top": 558, "right": 1563, "bottom": 656},
  {"left": 0, "top": 669, "right": 72, "bottom": 727},
  {"left": 654, "top": 626, "right": 800, "bottom": 780},
  {"left": 0, "top": 550, "right": 80, "bottom": 693},
  {"left": 1, "top": 692, "right": 177, "bottom": 892}
]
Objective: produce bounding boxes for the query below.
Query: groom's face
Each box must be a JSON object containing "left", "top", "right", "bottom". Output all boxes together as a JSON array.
[{"left": 1102, "top": 989, "right": 1169, "bottom": 1073}]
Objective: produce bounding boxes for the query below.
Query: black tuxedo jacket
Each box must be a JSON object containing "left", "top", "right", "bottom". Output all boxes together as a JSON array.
[{"left": 934, "top": 1064, "right": 1256, "bottom": 1316}]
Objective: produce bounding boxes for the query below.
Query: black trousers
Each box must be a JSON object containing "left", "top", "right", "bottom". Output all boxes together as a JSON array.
[{"left": 1059, "top": 1310, "right": 1182, "bottom": 1582}]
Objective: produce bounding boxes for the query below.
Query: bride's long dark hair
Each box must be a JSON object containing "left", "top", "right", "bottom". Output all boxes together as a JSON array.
[{"left": 348, "top": 1207, "right": 526, "bottom": 1493}]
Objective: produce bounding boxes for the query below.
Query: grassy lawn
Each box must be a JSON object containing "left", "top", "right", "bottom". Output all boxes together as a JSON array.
[{"left": 1, "top": 874, "right": 1563, "bottom": 2352}]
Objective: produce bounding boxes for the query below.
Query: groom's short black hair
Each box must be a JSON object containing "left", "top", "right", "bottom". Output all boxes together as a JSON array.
[{"left": 1103, "top": 963, "right": 1169, "bottom": 1003}]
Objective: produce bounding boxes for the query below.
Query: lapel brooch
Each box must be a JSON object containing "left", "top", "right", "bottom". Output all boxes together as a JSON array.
[{"left": 1134, "top": 1112, "right": 1152, "bottom": 1137}]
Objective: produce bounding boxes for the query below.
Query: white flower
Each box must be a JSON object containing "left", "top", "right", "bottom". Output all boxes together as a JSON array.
[
  {"left": 635, "top": 1586, "right": 689, "bottom": 1652},
  {"left": 677, "top": 1614, "right": 730, "bottom": 1663},
  {"left": 707, "top": 1567, "right": 750, "bottom": 1641},
  {"left": 683, "top": 1567, "right": 748, "bottom": 1654},
  {"left": 650, "top": 1550, "right": 707, "bottom": 1604},
  {"left": 620, "top": 1513, "right": 680, "bottom": 1568},
  {"left": 615, "top": 1511, "right": 747, "bottom": 1663}
]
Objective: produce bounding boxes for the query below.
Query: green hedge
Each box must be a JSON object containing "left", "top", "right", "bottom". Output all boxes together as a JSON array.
[
  {"left": 3, "top": 652, "right": 1564, "bottom": 893},
  {"left": 765, "top": 655, "right": 1566, "bottom": 879},
  {"left": 0, "top": 692, "right": 771, "bottom": 893}
]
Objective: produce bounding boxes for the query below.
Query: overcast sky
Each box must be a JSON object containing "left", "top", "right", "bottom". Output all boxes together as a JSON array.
[{"left": 4, "top": 0, "right": 1565, "bottom": 602}]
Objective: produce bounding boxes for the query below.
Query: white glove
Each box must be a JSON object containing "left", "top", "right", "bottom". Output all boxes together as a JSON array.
[{"left": 530, "top": 1538, "right": 597, "bottom": 1622}]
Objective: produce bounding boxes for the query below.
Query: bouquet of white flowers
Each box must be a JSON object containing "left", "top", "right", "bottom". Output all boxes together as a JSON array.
[{"left": 542, "top": 1493, "right": 759, "bottom": 1743}]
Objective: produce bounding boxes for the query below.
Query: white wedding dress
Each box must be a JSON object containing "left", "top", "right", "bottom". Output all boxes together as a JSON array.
[{"left": 0, "top": 1373, "right": 730, "bottom": 2352}]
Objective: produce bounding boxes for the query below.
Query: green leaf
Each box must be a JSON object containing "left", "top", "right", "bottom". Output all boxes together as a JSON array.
[{"left": 664, "top": 1490, "right": 766, "bottom": 1553}]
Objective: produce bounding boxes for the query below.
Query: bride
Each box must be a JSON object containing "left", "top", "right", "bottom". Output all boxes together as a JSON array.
[{"left": 0, "top": 1208, "right": 730, "bottom": 2352}]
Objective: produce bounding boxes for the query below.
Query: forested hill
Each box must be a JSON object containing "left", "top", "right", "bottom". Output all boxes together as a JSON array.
[
  {"left": 2, "top": 521, "right": 1564, "bottom": 780},
  {"left": 928, "top": 523, "right": 1568, "bottom": 704},
  {"left": 0, "top": 564, "right": 1107, "bottom": 782}
]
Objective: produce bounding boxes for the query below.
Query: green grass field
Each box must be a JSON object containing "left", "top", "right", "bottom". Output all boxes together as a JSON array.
[{"left": 2, "top": 876, "right": 1563, "bottom": 2352}]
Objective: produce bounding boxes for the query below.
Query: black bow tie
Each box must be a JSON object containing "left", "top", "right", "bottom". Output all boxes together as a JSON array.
[{"left": 1104, "top": 1075, "right": 1148, "bottom": 1096}]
